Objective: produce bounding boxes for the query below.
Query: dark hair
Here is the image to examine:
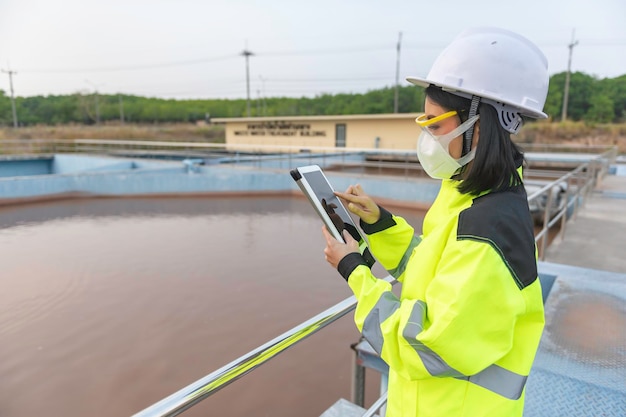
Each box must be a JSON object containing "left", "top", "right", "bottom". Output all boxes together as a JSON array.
[{"left": 424, "top": 85, "right": 524, "bottom": 195}]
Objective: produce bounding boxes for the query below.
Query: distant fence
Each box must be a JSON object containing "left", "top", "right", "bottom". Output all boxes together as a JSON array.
[{"left": 0, "top": 138, "right": 619, "bottom": 157}]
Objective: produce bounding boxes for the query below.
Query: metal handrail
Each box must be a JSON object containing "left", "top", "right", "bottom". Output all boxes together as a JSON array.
[
  {"left": 528, "top": 147, "right": 616, "bottom": 259},
  {"left": 529, "top": 162, "right": 587, "bottom": 259},
  {"left": 130, "top": 274, "right": 392, "bottom": 417},
  {"left": 132, "top": 287, "right": 381, "bottom": 417},
  {"left": 362, "top": 392, "right": 388, "bottom": 417},
  {"left": 0, "top": 138, "right": 418, "bottom": 156},
  {"left": 0, "top": 138, "right": 618, "bottom": 158}
]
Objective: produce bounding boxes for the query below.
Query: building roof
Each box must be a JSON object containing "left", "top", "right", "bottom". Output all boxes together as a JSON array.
[{"left": 211, "top": 113, "right": 423, "bottom": 123}]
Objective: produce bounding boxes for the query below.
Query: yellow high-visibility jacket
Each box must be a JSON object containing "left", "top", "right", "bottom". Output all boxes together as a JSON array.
[{"left": 338, "top": 175, "right": 545, "bottom": 417}]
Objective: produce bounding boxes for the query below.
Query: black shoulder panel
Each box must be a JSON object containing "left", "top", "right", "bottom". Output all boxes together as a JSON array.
[{"left": 457, "top": 185, "right": 538, "bottom": 290}]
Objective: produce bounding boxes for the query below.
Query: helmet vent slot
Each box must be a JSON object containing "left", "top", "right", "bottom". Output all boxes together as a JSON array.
[{"left": 498, "top": 109, "right": 522, "bottom": 134}]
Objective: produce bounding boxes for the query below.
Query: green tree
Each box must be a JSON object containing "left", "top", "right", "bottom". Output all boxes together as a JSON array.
[
  {"left": 586, "top": 94, "right": 614, "bottom": 123},
  {"left": 563, "top": 72, "right": 595, "bottom": 121},
  {"left": 2, "top": 72, "right": 624, "bottom": 125},
  {"left": 0, "top": 90, "right": 12, "bottom": 125},
  {"left": 601, "top": 75, "right": 626, "bottom": 122},
  {"left": 544, "top": 73, "right": 564, "bottom": 120}
]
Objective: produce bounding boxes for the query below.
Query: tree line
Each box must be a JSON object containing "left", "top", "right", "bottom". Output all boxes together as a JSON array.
[{"left": 0, "top": 71, "right": 624, "bottom": 126}]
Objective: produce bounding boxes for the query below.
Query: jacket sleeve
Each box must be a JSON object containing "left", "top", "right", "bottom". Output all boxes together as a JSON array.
[
  {"left": 347, "top": 238, "right": 527, "bottom": 381},
  {"left": 361, "top": 207, "right": 422, "bottom": 281}
]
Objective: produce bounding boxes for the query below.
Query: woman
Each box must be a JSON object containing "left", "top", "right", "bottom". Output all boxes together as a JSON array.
[{"left": 322, "top": 27, "right": 548, "bottom": 417}]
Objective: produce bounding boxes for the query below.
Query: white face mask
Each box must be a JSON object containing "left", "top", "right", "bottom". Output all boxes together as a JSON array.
[{"left": 416, "top": 115, "right": 479, "bottom": 179}]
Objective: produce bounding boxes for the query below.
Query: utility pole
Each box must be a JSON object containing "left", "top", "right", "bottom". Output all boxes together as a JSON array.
[
  {"left": 118, "top": 95, "right": 125, "bottom": 125},
  {"left": 241, "top": 48, "right": 254, "bottom": 117},
  {"left": 85, "top": 79, "right": 104, "bottom": 125},
  {"left": 394, "top": 31, "right": 403, "bottom": 113},
  {"left": 259, "top": 76, "right": 267, "bottom": 116},
  {"left": 561, "top": 29, "right": 578, "bottom": 122},
  {"left": 1, "top": 68, "right": 18, "bottom": 128}
]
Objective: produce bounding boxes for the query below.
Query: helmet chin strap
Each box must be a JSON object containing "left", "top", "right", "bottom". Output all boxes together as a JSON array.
[{"left": 463, "top": 95, "right": 481, "bottom": 156}]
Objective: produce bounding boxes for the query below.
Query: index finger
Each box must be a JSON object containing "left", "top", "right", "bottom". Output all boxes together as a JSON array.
[
  {"left": 334, "top": 190, "right": 364, "bottom": 204},
  {"left": 335, "top": 190, "right": 370, "bottom": 207}
]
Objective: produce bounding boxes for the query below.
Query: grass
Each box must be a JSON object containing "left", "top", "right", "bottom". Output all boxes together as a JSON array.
[
  {"left": 515, "top": 121, "right": 626, "bottom": 152},
  {"left": 0, "top": 123, "right": 226, "bottom": 143}
]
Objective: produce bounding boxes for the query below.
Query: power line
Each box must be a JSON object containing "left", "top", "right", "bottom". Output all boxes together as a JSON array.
[
  {"left": 15, "top": 46, "right": 395, "bottom": 75},
  {"left": 10, "top": 43, "right": 437, "bottom": 75},
  {"left": 263, "top": 76, "right": 392, "bottom": 83},
  {"left": 19, "top": 54, "right": 240, "bottom": 74},
  {"left": 260, "top": 44, "right": 393, "bottom": 57},
  {"left": 537, "top": 39, "right": 626, "bottom": 47},
  {"left": 12, "top": 38, "right": 626, "bottom": 75},
  {"left": 7, "top": 37, "right": 626, "bottom": 101},
  {"left": 108, "top": 75, "right": 393, "bottom": 97}
]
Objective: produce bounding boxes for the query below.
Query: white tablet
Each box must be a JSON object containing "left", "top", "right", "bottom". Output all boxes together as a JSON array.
[{"left": 290, "top": 165, "right": 375, "bottom": 267}]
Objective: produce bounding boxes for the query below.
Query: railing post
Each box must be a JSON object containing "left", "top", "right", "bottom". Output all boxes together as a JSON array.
[
  {"left": 539, "top": 189, "right": 555, "bottom": 261},
  {"left": 351, "top": 346, "right": 366, "bottom": 408},
  {"left": 379, "top": 373, "right": 388, "bottom": 417},
  {"left": 559, "top": 178, "right": 570, "bottom": 242},
  {"left": 572, "top": 169, "right": 580, "bottom": 221},
  {"left": 585, "top": 163, "right": 595, "bottom": 203}
]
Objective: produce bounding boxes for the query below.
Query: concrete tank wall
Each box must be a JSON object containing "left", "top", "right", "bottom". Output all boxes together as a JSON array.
[
  {"left": 0, "top": 153, "right": 440, "bottom": 207},
  {"left": 0, "top": 157, "right": 52, "bottom": 178}
]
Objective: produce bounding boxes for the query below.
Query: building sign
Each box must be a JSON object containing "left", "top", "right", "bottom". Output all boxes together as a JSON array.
[{"left": 233, "top": 122, "right": 326, "bottom": 137}]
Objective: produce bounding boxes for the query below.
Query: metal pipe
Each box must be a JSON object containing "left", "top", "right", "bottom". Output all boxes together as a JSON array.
[{"left": 362, "top": 392, "right": 388, "bottom": 417}]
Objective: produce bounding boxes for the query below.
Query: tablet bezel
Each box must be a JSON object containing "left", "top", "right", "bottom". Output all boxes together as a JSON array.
[{"left": 290, "top": 164, "right": 375, "bottom": 267}]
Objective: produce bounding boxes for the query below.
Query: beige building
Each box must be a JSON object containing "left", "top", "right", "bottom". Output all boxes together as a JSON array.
[{"left": 211, "top": 113, "right": 423, "bottom": 152}]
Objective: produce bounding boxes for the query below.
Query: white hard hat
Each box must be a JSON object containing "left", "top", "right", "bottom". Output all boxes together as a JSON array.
[{"left": 407, "top": 27, "right": 549, "bottom": 130}]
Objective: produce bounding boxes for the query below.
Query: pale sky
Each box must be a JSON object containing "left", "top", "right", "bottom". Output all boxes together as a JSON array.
[{"left": 0, "top": 0, "right": 624, "bottom": 100}]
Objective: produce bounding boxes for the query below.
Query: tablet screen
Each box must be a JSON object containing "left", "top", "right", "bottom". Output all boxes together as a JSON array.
[{"left": 300, "top": 169, "right": 362, "bottom": 243}]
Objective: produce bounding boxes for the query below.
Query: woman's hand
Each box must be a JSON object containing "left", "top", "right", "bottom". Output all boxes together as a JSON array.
[
  {"left": 322, "top": 226, "right": 359, "bottom": 269},
  {"left": 335, "top": 184, "right": 380, "bottom": 224}
]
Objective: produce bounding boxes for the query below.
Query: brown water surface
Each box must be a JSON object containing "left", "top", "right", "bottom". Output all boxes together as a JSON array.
[{"left": 0, "top": 196, "right": 425, "bottom": 417}]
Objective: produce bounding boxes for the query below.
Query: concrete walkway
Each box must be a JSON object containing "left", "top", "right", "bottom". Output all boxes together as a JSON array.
[{"left": 545, "top": 174, "right": 626, "bottom": 274}]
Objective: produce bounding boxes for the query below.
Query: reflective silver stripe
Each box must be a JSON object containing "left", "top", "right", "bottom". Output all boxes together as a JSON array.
[
  {"left": 402, "top": 301, "right": 464, "bottom": 378},
  {"left": 457, "top": 364, "right": 527, "bottom": 400},
  {"left": 402, "top": 303, "right": 527, "bottom": 398},
  {"left": 362, "top": 292, "right": 401, "bottom": 354},
  {"left": 365, "top": 293, "right": 528, "bottom": 400},
  {"left": 388, "top": 236, "right": 421, "bottom": 279}
]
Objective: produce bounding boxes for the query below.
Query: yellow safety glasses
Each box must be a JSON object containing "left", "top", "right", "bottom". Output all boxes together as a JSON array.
[{"left": 415, "top": 110, "right": 458, "bottom": 127}]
